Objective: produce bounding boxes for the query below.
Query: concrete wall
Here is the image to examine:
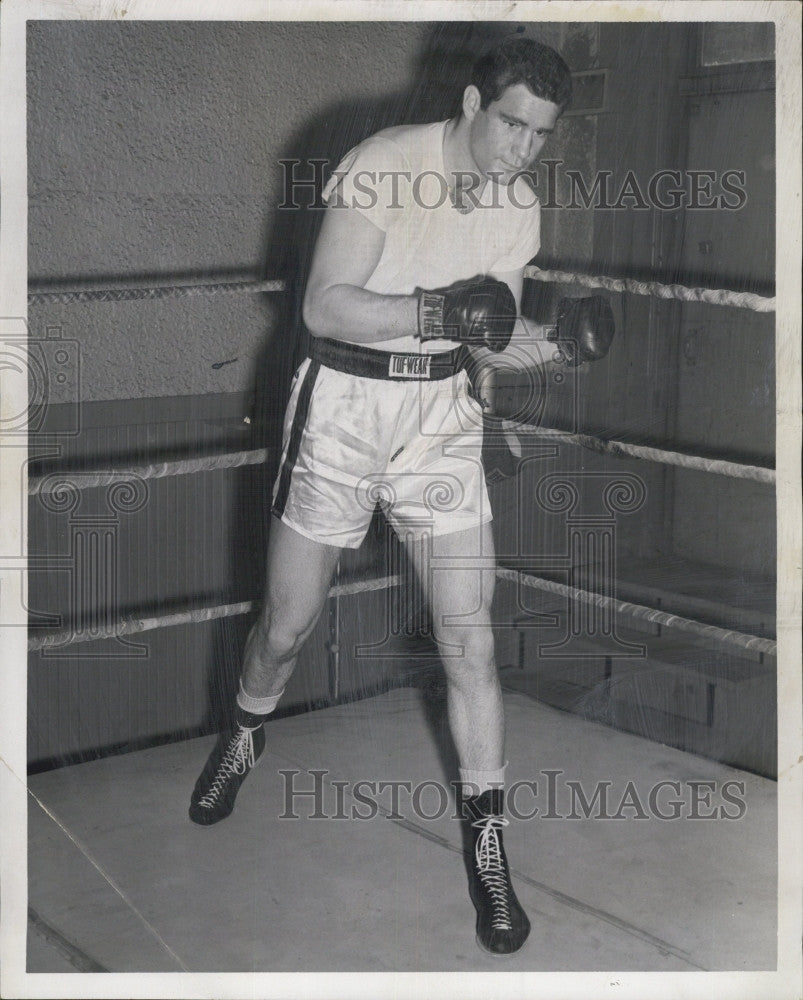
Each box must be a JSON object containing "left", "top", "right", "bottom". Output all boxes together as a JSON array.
[{"left": 28, "top": 20, "right": 597, "bottom": 404}]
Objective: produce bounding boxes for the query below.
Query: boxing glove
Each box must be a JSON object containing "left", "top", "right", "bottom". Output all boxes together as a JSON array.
[
  {"left": 547, "top": 295, "right": 615, "bottom": 367},
  {"left": 417, "top": 276, "right": 516, "bottom": 354}
]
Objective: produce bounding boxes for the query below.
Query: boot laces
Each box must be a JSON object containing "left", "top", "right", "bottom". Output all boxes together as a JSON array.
[
  {"left": 198, "top": 726, "right": 257, "bottom": 808},
  {"left": 472, "top": 814, "right": 512, "bottom": 930}
]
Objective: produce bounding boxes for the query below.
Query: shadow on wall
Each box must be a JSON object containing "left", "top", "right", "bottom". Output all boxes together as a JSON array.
[
  {"left": 251, "top": 19, "right": 526, "bottom": 418},
  {"left": 209, "top": 22, "right": 530, "bottom": 729}
]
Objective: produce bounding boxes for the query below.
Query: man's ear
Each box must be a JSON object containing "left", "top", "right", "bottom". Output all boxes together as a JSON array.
[{"left": 462, "top": 84, "right": 482, "bottom": 121}]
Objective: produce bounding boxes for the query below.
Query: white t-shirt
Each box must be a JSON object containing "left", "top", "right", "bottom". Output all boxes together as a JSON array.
[{"left": 321, "top": 120, "right": 541, "bottom": 354}]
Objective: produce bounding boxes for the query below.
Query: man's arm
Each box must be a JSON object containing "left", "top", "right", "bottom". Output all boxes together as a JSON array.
[
  {"left": 492, "top": 267, "right": 559, "bottom": 347},
  {"left": 467, "top": 264, "right": 616, "bottom": 415},
  {"left": 463, "top": 266, "right": 561, "bottom": 414},
  {"left": 492, "top": 268, "right": 524, "bottom": 313},
  {"left": 302, "top": 204, "right": 418, "bottom": 343}
]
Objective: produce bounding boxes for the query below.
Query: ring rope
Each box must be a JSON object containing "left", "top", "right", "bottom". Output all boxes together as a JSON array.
[
  {"left": 27, "top": 270, "right": 774, "bottom": 312},
  {"left": 27, "top": 569, "right": 775, "bottom": 657},
  {"left": 496, "top": 568, "right": 775, "bottom": 657},
  {"left": 28, "top": 448, "right": 271, "bottom": 496},
  {"left": 511, "top": 425, "right": 774, "bottom": 484},
  {"left": 26, "top": 279, "right": 285, "bottom": 306},
  {"left": 28, "top": 601, "right": 257, "bottom": 651},
  {"left": 27, "top": 422, "right": 774, "bottom": 494},
  {"left": 26, "top": 574, "right": 402, "bottom": 651},
  {"left": 524, "top": 266, "right": 775, "bottom": 313}
]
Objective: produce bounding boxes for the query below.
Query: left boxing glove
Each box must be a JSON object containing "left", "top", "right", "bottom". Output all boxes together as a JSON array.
[
  {"left": 417, "top": 276, "right": 516, "bottom": 353},
  {"left": 548, "top": 295, "right": 615, "bottom": 367}
]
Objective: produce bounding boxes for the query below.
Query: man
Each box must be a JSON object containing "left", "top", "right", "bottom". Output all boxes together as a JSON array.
[{"left": 190, "top": 37, "right": 598, "bottom": 956}]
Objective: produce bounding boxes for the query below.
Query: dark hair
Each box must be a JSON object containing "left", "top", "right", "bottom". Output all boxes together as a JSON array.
[{"left": 472, "top": 38, "right": 573, "bottom": 112}]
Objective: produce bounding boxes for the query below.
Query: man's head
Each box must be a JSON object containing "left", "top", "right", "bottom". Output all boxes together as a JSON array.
[
  {"left": 471, "top": 37, "right": 573, "bottom": 114},
  {"left": 459, "top": 39, "right": 571, "bottom": 184}
]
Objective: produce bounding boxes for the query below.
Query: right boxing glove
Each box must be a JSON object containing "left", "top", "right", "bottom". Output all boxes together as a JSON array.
[
  {"left": 416, "top": 276, "right": 516, "bottom": 353},
  {"left": 548, "top": 295, "right": 615, "bottom": 367}
]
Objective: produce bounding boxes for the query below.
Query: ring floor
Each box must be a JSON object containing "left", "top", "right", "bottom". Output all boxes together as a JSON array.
[{"left": 27, "top": 686, "right": 776, "bottom": 973}]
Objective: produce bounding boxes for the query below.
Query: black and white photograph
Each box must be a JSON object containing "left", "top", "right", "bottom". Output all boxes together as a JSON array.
[{"left": 1, "top": 2, "right": 800, "bottom": 998}]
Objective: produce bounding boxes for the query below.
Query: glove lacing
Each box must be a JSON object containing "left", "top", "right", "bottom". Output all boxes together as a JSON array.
[
  {"left": 197, "top": 725, "right": 258, "bottom": 809},
  {"left": 471, "top": 813, "right": 513, "bottom": 930}
]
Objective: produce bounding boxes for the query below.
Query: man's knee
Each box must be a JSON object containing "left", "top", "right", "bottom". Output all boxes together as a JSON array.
[
  {"left": 435, "top": 621, "right": 496, "bottom": 676},
  {"left": 252, "top": 608, "right": 314, "bottom": 663}
]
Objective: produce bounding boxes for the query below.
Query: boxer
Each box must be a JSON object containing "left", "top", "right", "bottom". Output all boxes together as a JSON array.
[{"left": 190, "top": 36, "right": 584, "bottom": 957}]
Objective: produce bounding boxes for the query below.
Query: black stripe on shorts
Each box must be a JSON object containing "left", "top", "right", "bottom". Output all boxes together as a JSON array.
[{"left": 271, "top": 359, "right": 321, "bottom": 519}]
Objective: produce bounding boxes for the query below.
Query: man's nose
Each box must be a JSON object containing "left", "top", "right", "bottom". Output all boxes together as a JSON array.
[{"left": 511, "top": 132, "right": 536, "bottom": 166}]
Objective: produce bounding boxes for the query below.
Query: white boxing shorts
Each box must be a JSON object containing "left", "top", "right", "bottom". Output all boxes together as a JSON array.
[{"left": 271, "top": 343, "right": 491, "bottom": 549}]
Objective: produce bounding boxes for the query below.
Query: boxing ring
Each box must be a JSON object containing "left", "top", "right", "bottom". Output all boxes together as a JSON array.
[
  {"left": 26, "top": 265, "right": 777, "bottom": 674},
  {"left": 23, "top": 264, "right": 779, "bottom": 975}
]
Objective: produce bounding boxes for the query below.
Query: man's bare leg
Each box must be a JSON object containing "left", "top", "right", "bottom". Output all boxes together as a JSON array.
[
  {"left": 403, "top": 520, "right": 503, "bottom": 771},
  {"left": 189, "top": 518, "right": 341, "bottom": 825},
  {"left": 404, "top": 519, "right": 530, "bottom": 955},
  {"left": 240, "top": 517, "right": 343, "bottom": 700}
]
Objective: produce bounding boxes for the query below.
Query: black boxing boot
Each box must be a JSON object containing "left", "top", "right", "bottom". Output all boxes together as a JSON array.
[
  {"left": 189, "top": 707, "right": 267, "bottom": 826},
  {"left": 463, "top": 788, "right": 531, "bottom": 955}
]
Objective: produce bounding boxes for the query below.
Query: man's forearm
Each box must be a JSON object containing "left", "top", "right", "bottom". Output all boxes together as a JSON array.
[
  {"left": 303, "top": 283, "right": 419, "bottom": 344},
  {"left": 465, "top": 317, "right": 560, "bottom": 413},
  {"left": 509, "top": 316, "right": 556, "bottom": 364}
]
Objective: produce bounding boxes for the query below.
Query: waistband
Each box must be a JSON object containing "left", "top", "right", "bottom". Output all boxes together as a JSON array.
[{"left": 308, "top": 337, "right": 467, "bottom": 381}]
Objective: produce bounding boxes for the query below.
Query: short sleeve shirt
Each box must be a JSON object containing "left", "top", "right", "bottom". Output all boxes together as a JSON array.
[{"left": 322, "top": 120, "right": 541, "bottom": 353}]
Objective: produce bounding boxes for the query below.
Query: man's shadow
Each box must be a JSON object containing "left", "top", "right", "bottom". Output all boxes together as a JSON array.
[{"left": 207, "top": 23, "right": 528, "bottom": 832}]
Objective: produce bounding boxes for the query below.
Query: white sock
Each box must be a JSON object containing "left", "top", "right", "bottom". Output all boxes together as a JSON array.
[
  {"left": 459, "top": 761, "right": 507, "bottom": 797},
  {"left": 236, "top": 680, "right": 284, "bottom": 717}
]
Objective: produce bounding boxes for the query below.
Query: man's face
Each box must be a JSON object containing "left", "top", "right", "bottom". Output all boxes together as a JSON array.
[{"left": 465, "top": 82, "right": 562, "bottom": 184}]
